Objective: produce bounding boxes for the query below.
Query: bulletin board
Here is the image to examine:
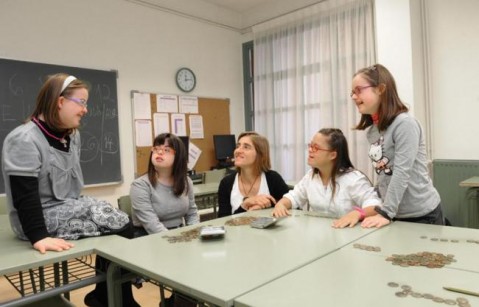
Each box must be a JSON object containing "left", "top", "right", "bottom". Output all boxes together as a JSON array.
[{"left": 132, "top": 92, "right": 230, "bottom": 177}]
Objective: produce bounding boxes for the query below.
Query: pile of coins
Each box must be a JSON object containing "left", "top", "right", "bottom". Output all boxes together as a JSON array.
[
  {"left": 162, "top": 227, "right": 202, "bottom": 243},
  {"left": 353, "top": 243, "right": 381, "bottom": 252},
  {"left": 387, "top": 282, "right": 471, "bottom": 306},
  {"left": 224, "top": 216, "right": 258, "bottom": 226},
  {"left": 386, "top": 252, "right": 456, "bottom": 268},
  {"left": 466, "top": 239, "right": 479, "bottom": 244}
]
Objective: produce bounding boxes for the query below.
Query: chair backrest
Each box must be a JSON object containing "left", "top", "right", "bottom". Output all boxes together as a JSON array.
[
  {"left": 204, "top": 169, "right": 226, "bottom": 184},
  {"left": 117, "top": 195, "right": 132, "bottom": 217}
]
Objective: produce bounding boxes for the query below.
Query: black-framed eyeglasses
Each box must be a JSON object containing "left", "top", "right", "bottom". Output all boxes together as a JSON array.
[
  {"left": 350, "top": 85, "right": 374, "bottom": 97},
  {"left": 66, "top": 97, "right": 88, "bottom": 108}
]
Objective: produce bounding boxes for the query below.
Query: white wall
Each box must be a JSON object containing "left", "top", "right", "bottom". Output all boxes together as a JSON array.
[
  {"left": 425, "top": 0, "right": 479, "bottom": 159},
  {"left": 0, "top": 0, "right": 245, "bottom": 205},
  {"left": 375, "top": 0, "right": 479, "bottom": 160}
]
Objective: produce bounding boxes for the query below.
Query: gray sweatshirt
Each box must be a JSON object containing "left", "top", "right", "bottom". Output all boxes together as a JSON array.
[
  {"left": 130, "top": 175, "right": 199, "bottom": 233},
  {"left": 367, "top": 113, "right": 440, "bottom": 219}
]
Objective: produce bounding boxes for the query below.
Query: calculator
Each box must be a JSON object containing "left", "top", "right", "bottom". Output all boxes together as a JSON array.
[
  {"left": 250, "top": 217, "right": 282, "bottom": 229},
  {"left": 200, "top": 226, "right": 226, "bottom": 239}
]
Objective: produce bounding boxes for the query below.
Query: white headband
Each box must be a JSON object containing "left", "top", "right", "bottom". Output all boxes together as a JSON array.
[{"left": 60, "top": 75, "right": 77, "bottom": 93}]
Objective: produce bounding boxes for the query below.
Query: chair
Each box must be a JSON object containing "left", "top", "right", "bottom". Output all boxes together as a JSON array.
[
  {"left": 204, "top": 168, "right": 226, "bottom": 183},
  {"left": 117, "top": 195, "right": 132, "bottom": 217}
]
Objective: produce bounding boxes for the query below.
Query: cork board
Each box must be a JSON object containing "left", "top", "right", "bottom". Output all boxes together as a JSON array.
[{"left": 134, "top": 93, "right": 230, "bottom": 177}]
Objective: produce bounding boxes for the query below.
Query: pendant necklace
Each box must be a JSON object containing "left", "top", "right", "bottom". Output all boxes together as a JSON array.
[
  {"left": 240, "top": 174, "right": 259, "bottom": 199},
  {"left": 32, "top": 117, "right": 68, "bottom": 148}
]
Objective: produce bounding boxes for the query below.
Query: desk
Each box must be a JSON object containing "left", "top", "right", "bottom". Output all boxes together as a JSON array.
[
  {"left": 98, "top": 209, "right": 379, "bottom": 307},
  {"left": 235, "top": 248, "right": 479, "bottom": 307},
  {"left": 0, "top": 215, "right": 126, "bottom": 306},
  {"left": 193, "top": 183, "right": 220, "bottom": 217},
  {"left": 343, "top": 221, "right": 479, "bottom": 273},
  {"left": 458, "top": 176, "right": 479, "bottom": 228},
  {"left": 459, "top": 176, "right": 479, "bottom": 187}
]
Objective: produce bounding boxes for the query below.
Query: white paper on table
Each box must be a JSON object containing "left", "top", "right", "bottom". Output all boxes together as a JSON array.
[
  {"left": 187, "top": 141, "right": 202, "bottom": 170},
  {"left": 188, "top": 115, "right": 204, "bottom": 139},
  {"left": 156, "top": 94, "right": 178, "bottom": 113},
  {"left": 132, "top": 92, "right": 151, "bottom": 119},
  {"left": 135, "top": 119, "right": 153, "bottom": 146},
  {"left": 153, "top": 113, "right": 170, "bottom": 137},
  {"left": 179, "top": 96, "right": 198, "bottom": 114},
  {"left": 170, "top": 113, "right": 187, "bottom": 136}
]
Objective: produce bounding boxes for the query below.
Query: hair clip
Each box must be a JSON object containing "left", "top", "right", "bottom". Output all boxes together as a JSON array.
[{"left": 368, "top": 65, "right": 377, "bottom": 71}]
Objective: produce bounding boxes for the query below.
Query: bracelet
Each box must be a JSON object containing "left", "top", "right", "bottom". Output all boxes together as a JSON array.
[
  {"left": 353, "top": 206, "right": 365, "bottom": 221},
  {"left": 374, "top": 206, "right": 392, "bottom": 221}
]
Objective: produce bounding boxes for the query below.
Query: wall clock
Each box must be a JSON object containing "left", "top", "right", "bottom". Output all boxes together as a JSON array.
[{"left": 175, "top": 67, "right": 196, "bottom": 92}]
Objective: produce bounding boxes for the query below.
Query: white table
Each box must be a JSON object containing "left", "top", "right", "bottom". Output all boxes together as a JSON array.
[
  {"left": 345, "top": 221, "right": 479, "bottom": 273},
  {"left": 0, "top": 215, "right": 126, "bottom": 306},
  {"left": 235, "top": 247, "right": 479, "bottom": 307},
  {"left": 98, "top": 209, "right": 379, "bottom": 306}
]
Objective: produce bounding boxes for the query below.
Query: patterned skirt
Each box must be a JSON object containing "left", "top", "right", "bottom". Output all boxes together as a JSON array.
[{"left": 43, "top": 196, "right": 130, "bottom": 240}]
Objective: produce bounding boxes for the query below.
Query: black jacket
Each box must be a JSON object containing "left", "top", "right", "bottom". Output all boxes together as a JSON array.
[{"left": 217, "top": 170, "right": 290, "bottom": 217}]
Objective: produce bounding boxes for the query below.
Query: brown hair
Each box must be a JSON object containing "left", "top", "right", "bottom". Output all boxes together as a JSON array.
[
  {"left": 236, "top": 131, "right": 271, "bottom": 175},
  {"left": 312, "top": 128, "right": 354, "bottom": 197},
  {"left": 30, "top": 73, "right": 89, "bottom": 133},
  {"left": 147, "top": 133, "right": 189, "bottom": 196},
  {"left": 353, "top": 64, "right": 408, "bottom": 131}
]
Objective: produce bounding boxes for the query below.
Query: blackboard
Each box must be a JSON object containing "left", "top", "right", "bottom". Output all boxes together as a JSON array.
[{"left": 0, "top": 58, "right": 122, "bottom": 194}]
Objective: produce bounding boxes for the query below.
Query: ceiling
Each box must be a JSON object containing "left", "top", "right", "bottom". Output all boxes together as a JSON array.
[{"left": 126, "top": 0, "right": 324, "bottom": 33}]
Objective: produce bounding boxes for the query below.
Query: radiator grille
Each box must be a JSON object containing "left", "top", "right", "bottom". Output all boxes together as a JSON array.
[{"left": 432, "top": 159, "right": 479, "bottom": 228}]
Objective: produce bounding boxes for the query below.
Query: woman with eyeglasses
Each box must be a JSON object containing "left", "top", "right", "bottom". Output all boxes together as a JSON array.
[
  {"left": 130, "top": 133, "right": 199, "bottom": 236},
  {"left": 272, "top": 128, "right": 381, "bottom": 228},
  {"left": 351, "top": 64, "right": 444, "bottom": 228},
  {"left": 1, "top": 73, "right": 139, "bottom": 306},
  {"left": 217, "top": 131, "right": 290, "bottom": 217}
]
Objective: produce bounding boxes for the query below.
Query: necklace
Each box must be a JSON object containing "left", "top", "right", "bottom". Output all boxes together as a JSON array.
[
  {"left": 240, "top": 174, "right": 260, "bottom": 198},
  {"left": 32, "top": 118, "right": 68, "bottom": 148}
]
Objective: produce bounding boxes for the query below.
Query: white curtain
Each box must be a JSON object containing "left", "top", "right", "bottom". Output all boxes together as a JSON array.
[{"left": 252, "top": 0, "right": 376, "bottom": 182}]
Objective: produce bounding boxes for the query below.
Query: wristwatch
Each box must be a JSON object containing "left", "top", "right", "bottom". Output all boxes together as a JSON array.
[{"left": 374, "top": 206, "right": 391, "bottom": 221}]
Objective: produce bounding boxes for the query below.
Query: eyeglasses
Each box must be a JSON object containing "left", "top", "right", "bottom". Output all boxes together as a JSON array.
[
  {"left": 66, "top": 97, "right": 88, "bottom": 108},
  {"left": 151, "top": 146, "right": 175, "bottom": 155},
  {"left": 307, "top": 143, "right": 333, "bottom": 153},
  {"left": 350, "top": 85, "right": 374, "bottom": 97}
]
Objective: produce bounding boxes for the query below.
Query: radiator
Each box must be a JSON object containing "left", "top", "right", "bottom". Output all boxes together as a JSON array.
[{"left": 432, "top": 159, "right": 479, "bottom": 228}]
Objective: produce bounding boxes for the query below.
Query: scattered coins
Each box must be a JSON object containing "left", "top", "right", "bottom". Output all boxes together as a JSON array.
[
  {"left": 421, "top": 235, "right": 479, "bottom": 244},
  {"left": 352, "top": 243, "right": 381, "bottom": 252},
  {"left": 386, "top": 252, "right": 456, "bottom": 268},
  {"left": 224, "top": 216, "right": 258, "bottom": 226},
  {"left": 162, "top": 227, "right": 202, "bottom": 243},
  {"left": 387, "top": 282, "right": 470, "bottom": 306}
]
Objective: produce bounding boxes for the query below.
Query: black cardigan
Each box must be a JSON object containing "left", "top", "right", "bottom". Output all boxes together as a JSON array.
[{"left": 217, "top": 170, "right": 290, "bottom": 217}]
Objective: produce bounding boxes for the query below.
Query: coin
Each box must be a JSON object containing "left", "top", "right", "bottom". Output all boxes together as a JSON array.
[
  {"left": 420, "top": 235, "right": 427, "bottom": 239},
  {"left": 433, "top": 297, "right": 445, "bottom": 303},
  {"left": 395, "top": 291, "right": 407, "bottom": 298},
  {"left": 431, "top": 238, "right": 439, "bottom": 241},
  {"left": 440, "top": 238, "right": 448, "bottom": 242},
  {"left": 401, "top": 285, "right": 412, "bottom": 291},
  {"left": 387, "top": 282, "right": 399, "bottom": 287},
  {"left": 444, "top": 299, "right": 457, "bottom": 305},
  {"left": 423, "top": 293, "right": 434, "bottom": 299},
  {"left": 410, "top": 292, "right": 423, "bottom": 298},
  {"left": 451, "top": 239, "right": 459, "bottom": 243},
  {"left": 456, "top": 298, "right": 469, "bottom": 304}
]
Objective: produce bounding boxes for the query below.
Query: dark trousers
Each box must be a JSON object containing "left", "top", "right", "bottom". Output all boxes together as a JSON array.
[{"left": 394, "top": 204, "right": 445, "bottom": 225}]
